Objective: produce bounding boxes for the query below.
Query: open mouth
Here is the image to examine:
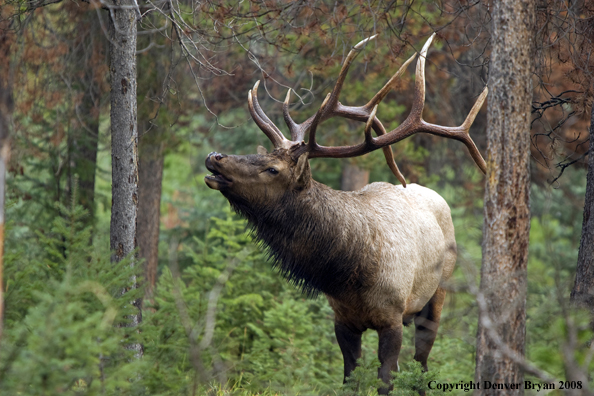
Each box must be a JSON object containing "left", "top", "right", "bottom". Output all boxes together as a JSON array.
[
  {"left": 205, "top": 172, "right": 231, "bottom": 184},
  {"left": 205, "top": 157, "right": 232, "bottom": 188}
]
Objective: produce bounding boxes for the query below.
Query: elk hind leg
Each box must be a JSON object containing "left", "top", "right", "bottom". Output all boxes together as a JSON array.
[
  {"left": 413, "top": 287, "right": 446, "bottom": 371},
  {"left": 335, "top": 322, "right": 363, "bottom": 382},
  {"left": 377, "top": 319, "right": 403, "bottom": 395}
]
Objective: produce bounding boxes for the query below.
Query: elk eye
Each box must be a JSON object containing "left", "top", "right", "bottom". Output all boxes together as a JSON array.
[{"left": 267, "top": 168, "right": 279, "bottom": 175}]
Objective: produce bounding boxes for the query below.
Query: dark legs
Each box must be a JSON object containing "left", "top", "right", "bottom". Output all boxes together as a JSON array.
[
  {"left": 335, "top": 289, "right": 445, "bottom": 395},
  {"left": 413, "top": 287, "right": 446, "bottom": 371},
  {"left": 335, "top": 322, "right": 363, "bottom": 382},
  {"left": 377, "top": 323, "right": 403, "bottom": 395}
]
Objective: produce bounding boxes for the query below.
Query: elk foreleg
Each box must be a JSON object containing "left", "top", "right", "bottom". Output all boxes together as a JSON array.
[
  {"left": 377, "top": 321, "right": 403, "bottom": 395},
  {"left": 335, "top": 322, "right": 363, "bottom": 382},
  {"left": 413, "top": 287, "right": 446, "bottom": 371}
]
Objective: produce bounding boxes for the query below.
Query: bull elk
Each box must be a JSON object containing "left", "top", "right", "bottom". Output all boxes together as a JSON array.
[{"left": 205, "top": 34, "right": 487, "bottom": 394}]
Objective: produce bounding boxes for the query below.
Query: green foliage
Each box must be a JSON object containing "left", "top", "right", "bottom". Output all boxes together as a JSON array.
[
  {"left": 336, "top": 359, "right": 446, "bottom": 396},
  {"left": 390, "top": 361, "right": 444, "bottom": 396},
  {"left": 139, "top": 207, "right": 344, "bottom": 395},
  {"left": 1, "top": 192, "right": 144, "bottom": 395},
  {"left": 337, "top": 357, "right": 383, "bottom": 396}
]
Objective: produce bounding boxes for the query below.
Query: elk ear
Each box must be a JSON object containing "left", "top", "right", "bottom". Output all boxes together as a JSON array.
[
  {"left": 257, "top": 145, "right": 268, "bottom": 155},
  {"left": 294, "top": 153, "right": 311, "bottom": 189}
]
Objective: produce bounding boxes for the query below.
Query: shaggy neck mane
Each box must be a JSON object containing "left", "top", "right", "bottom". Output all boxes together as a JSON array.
[{"left": 225, "top": 181, "right": 375, "bottom": 297}]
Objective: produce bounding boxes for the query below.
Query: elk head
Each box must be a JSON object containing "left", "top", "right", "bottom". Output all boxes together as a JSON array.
[
  {"left": 206, "top": 33, "right": 488, "bottom": 196},
  {"left": 205, "top": 146, "right": 311, "bottom": 208}
]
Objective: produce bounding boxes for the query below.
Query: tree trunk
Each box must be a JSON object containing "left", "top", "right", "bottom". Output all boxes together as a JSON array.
[
  {"left": 68, "top": 72, "right": 100, "bottom": 223},
  {"left": 0, "top": 73, "right": 11, "bottom": 344},
  {"left": 137, "top": 125, "right": 164, "bottom": 304},
  {"left": 65, "top": 11, "right": 104, "bottom": 225},
  {"left": 474, "top": 0, "right": 534, "bottom": 393},
  {"left": 108, "top": 0, "right": 141, "bottom": 355},
  {"left": 572, "top": 100, "right": 594, "bottom": 318},
  {"left": 0, "top": 19, "right": 14, "bottom": 342},
  {"left": 341, "top": 163, "right": 369, "bottom": 191}
]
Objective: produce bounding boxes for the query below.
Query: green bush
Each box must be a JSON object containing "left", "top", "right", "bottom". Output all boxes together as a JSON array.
[{"left": 0, "top": 196, "right": 144, "bottom": 395}]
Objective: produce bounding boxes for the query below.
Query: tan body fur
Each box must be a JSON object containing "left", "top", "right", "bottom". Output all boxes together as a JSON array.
[{"left": 325, "top": 182, "right": 456, "bottom": 331}]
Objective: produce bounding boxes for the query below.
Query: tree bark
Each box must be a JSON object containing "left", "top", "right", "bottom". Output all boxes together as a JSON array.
[
  {"left": 108, "top": 0, "right": 141, "bottom": 355},
  {"left": 0, "top": 17, "right": 14, "bottom": 342},
  {"left": 572, "top": 100, "right": 594, "bottom": 318},
  {"left": 68, "top": 65, "right": 101, "bottom": 224},
  {"left": 0, "top": 65, "right": 12, "bottom": 345},
  {"left": 474, "top": 0, "right": 535, "bottom": 393},
  {"left": 341, "top": 163, "right": 369, "bottom": 191},
  {"left": 69, "top": 9, "right": 103, "bottom": 224},
  {"left": 137, "top": 125, "right": 164, "bottom": 304},
  {"left": 68, "top": 17, "right": 102, "bottom": 224}
]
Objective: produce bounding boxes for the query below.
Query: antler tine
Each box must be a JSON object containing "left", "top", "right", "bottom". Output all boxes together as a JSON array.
[
  {"left": 281, "top": 35, "right": 379, "bottom": 145},
  {"left": 370, "top": 113, "right": 408, "bottom": 186},
  {"left": 382, "top": 146, "right": 407, "bottom": 187},
  {"left": 410, "top": 33, "right": 435, "bottom": 119},
  {"left": 364, "top": 104, "right": 379, "bottom": 143},
  {"left": 248, "top": 81, "right": 290, "bottom": 148},
  {"left": 430, "top": 86, "right": 489, "bottom": 173},
  {"left": 325, "top": 35, "right": 378, "bottom": 111},
  {"left": 306, "top": 35, "right": 378, "bottom": 145},
  {"left": 283, "top": 89, "right": 303, "bottom": 141},
  {"left": 307, "top": 93, "right": 331, "bottom": 151},
  {"left": 333, "top": 35, "right": 377, "bottom": 103},
  {"left": 461, "top": 86, "right": 489, "bottom": 130},
  {"left": 366, "top": 52, "right": 416, "bottom": 110},
  {"left": 251, "top": 81, "right": 285, "bottom": 137}
]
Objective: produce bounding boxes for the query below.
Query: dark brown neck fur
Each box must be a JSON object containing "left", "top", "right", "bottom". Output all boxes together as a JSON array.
[{"left": 224, "top": 181, "right": 375, "bottom": 297}]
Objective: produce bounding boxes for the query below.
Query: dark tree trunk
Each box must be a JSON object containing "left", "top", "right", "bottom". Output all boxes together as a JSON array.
[
  {"left": 108, "top": 0, "right": 141, "bottom": 354},
  {"left": 66, "top": 11, "right": 104, "bottom": 225},
  {"left": 572, "top": 101, "right": 594, "bottom": 317},
  {"left": 137, "top": 125, "right": 164, "bottom": 304},
  {"left": 69, "top": 72, "right": 100, "bottom": 223},
  {"left": 341, "top": 163, "right": 369, "bottom": 191},
  {"left": 0, "top": 20, "right": 14, "bottom": 342},
  {"left": 474, "top": 0, "right": 535, "bottom": 393},
  {"left": 0, "top": 73, "right": 11, "bottom": 345}
]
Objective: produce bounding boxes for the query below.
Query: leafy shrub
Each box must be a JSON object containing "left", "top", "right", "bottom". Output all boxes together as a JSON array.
[
  {"left": 390, "top": 361, "right": 444, "bottom": 396},
  {"left": 337, "top": 356, "right": 383, "bottom": 396},
  {"left": 0, "top": 196, "right": 144, "bottom": 395}
]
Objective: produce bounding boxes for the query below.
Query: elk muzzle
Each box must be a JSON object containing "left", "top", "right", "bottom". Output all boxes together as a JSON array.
[{"left": 205, "top": 152, "right": 232, "bottom": 190}]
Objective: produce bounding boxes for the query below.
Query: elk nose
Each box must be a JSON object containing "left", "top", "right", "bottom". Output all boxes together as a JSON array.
[{"left": 208, "top": 152, "right": 227, "bottom": 161}]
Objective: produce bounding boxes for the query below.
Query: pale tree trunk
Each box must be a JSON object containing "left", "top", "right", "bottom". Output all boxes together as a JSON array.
[
  {"left": 341, "top": 163, "right": 369, "bottom": 191},
  {"left": 137, "top": 125, "right": 164, "bottom": 304},
  {"left": 474, "top": 0, "right": 534, "bottom": 393},
  {"left": 572, "top": 101, "right": 594, "bottom": 316},
  {"left": 109, "top": 0, "right": 141, "bottom": 356}
]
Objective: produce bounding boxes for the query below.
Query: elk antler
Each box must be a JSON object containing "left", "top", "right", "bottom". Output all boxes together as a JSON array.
[{"left": 247, "top": 33, "right": 488, "bottom": 186}]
